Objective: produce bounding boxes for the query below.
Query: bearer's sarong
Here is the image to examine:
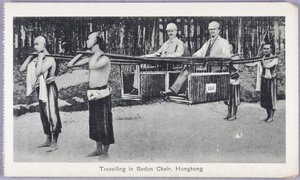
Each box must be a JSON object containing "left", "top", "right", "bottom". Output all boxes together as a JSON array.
[
  {"left": 36, "top": 80, "right": 62, "bottom": 135},
  {"left": 88, "top": 85, "right": 115, "bottom": 145},
  {"left": 228, "top": 84, "right": 241, "bottom": 106},
  {"left": 261, "top": 77, "right": 277, "bottom": 110}
]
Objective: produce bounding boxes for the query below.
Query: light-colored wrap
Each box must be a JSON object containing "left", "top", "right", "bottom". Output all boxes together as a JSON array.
[
  {"left": 87, "top": 86, "right": 112, "bottom": 101},
  {"left": 26, "top": 59, "right": 52, "bottom": 102},
  {"left": 26, "top": 60, "right": 37, "bottom": 96}
]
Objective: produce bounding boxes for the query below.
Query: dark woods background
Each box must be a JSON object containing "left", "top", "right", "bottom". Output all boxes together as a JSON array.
[
  {"left": 13, "top": 17, "right": 285, "bottom": 63},
  {"left": 13, "top": 17, "right": 286, "bottom": 115}
]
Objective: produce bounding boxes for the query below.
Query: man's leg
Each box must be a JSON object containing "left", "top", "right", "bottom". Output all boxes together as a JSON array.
[
  {"left": 37, "top": 100, "right": 52, "bottom": 148},
  {"left": 262, "top": 109, "right": 270, "bottom": 121},
  {"left": 47, "top": 133, "right": 59, "bottom": 152},
  {"left": 228, "top": 106, "right": 238, "bottom": 121},
  {"left": 130, "top": 69, "right": 138, "bottom": 95},
  {"left": 87, "top": 141, "right": 103, "bottom": 157},
  {"left": 99, "top": 144, "right": 109, "bottom": 160},
  {"left": 265, "top": 78, "right": 277, "bottom": 123},
  {"left": 265, "top": 109, "right": 275, "bottom": 123},
  {"left": 161, "top": 66, "right": 190, "bottom": 96},
  {"left": 37, "top": 134, "right": 52, "bottom": 148},
  {"left": 47, "top": 83, "right": 62, "bottom": 152},
  {"left": 224, "top": 105, "right": 232, "bottom": 120},
  {"left": 103, "top": 145, "right": 109, "bottom": 156}
]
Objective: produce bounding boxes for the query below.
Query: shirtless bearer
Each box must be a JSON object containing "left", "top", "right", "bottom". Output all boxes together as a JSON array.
[
  {"left": 20, "top": 36, "right": 62, "bottom": 152},
  {"left": 67, "top": 32, "right": 115, "bottom": 158}
]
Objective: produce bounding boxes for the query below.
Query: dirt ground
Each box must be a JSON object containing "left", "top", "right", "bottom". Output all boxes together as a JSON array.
[{"left": 13, "top": 100, "right": 285, "bottom": 163}]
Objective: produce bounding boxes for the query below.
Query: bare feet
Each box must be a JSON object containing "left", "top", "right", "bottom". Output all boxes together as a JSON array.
[
  {"left": 46, "top": 143, "right": 58, "bottom": 152},
  {"left": 223, "top": 115, "right": 231, "bottom": 120},
  {"left": 265, "top": 118, "right": 274, "bottom": 123},
  {"left": 227, "top": 116, "right": 237, "bottom": 121},
  {"left": 99, "top": 152, "right": 109, "bottom": 160},
  {"left": 261, "top": 117, "right": 269, "bottom": 121},
  {"left": 37, "top": 141, "right": 51, "bottom": 148},
  {"left": 86, "top": 150, "right": 102, "bottom": 157},
  {"left": 37, "top": 135, "right": 52, "bottom": 148}
]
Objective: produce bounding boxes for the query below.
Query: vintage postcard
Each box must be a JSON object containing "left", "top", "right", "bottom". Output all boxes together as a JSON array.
[{"left": 3, "top": 2, "right": 299, "bottom": 178}]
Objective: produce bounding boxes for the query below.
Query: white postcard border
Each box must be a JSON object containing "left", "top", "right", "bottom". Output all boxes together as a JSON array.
[{"left": 3, "top": 2, "right": 299, "bottom": 177}]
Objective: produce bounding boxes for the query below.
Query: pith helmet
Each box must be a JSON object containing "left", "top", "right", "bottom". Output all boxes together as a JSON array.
[
  {"left": 166, "top": 23, "right": 177, "bottom": 30},
  {"left": 208, "top": 21, "right": 220, "bottom": 29}
]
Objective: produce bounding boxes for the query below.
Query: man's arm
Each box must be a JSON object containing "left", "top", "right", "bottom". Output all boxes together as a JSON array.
[
  {"left": 193, "top": 42, "right": 208, "bottom": 57},
  {"left": 144, "top": 53, "right": 159, "bottom": 57},
  {"left": 143, "top": 44, "right": 165, "bottom": 57},
  {"left": 220, "top": 40, "right": 231, "bottom": 58},
  {"left": 20, "top": 55, "right": 35, "bottom": 72},
  {"left": 89, "top": 52, "right": 109, "bottom": 70},
  {"left": 245, "top": 61, "right": 259, "bottom": 67},
  {"left": 263, "top": 57, "right": 278, "bottom": 68},
  {"left": 67, "top": 54, "right": 90, "bottom": 67}
]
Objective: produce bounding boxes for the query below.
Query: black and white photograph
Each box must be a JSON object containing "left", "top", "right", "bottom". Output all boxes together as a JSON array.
[{"left": 3, "top": 2, "right": 298, "bottom": 178}]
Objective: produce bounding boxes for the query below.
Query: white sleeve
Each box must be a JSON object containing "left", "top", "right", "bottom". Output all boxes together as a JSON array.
[
  {"left": 193, "top": 42, "right": 208, "bottom": 57},
  {"left": 221, "top": 40, "right": 231, "bottom": 58}
]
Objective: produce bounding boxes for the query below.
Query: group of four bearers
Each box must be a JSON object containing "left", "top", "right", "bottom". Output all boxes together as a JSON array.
[{"left": 20, "top": 21, "right": 278, "bottom": 157}]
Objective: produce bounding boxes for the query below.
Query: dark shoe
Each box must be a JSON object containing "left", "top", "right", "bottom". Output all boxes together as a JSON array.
[
  {"left": 160, "top": 90, "right": 175, "bottom": 97},
  {"left": 130, "top": 88, "right": 138, "bottom": 95}
]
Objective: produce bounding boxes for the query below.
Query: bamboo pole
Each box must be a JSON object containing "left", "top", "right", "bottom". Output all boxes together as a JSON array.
[{"left": 29, "top": 51, "right": 278, "bottom": 66}]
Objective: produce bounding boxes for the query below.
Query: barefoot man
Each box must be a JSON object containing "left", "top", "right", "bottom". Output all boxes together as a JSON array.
[
  {"left": 20, "top": 36, "right": 62, "bottom": 152},
  {"left": 67, "top": 32, "right": 115, "bottom": 158},
  {"left": 260, "top": 43, "right": 278, "bottom": 123}
]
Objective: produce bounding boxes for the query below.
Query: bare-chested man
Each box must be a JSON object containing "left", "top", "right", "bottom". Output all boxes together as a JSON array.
[
  {"left": 67, "top": 32, "right": 114, "bottom": 158},
  {"left": 20, "top": 36, "right": 62, "bottom": 152}
]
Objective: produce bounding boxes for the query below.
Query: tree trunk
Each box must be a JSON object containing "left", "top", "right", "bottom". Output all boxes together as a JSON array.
[
  {"left": 274, "top": 18, "right": 280, "bottom": 55},
  {"left": 237, "top": 18, "right": 242, "bottom": 54},
  {"left": 151, "top": 19, "right": 156, "bottom": 52},
  {"left": 193, "top": 18, "right": 198, "bottom": 52},
  {"left": 187, "top": 19, "right": 192, "bottom": 55},
  {"left": 120, "top": 26, "right": 125, "bottom": 54}
]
